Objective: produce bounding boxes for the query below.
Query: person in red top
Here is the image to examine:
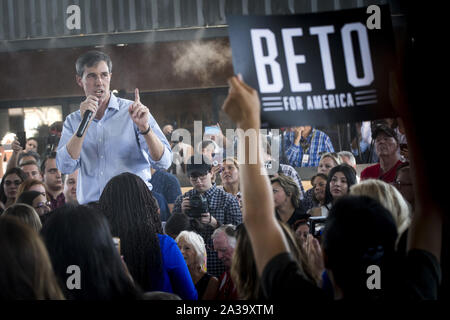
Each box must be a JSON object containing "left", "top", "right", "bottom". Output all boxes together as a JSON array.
[
  {"left": 360, "top": 124, "right": 403, "bottom": 183},
  {"left": 212, "top": 224, "right": 239, "bottom": 300}
]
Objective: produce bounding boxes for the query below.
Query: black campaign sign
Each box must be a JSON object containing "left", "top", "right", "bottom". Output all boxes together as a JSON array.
[{"left": 227, "top": 5, "right": 396, "bottom": 128}]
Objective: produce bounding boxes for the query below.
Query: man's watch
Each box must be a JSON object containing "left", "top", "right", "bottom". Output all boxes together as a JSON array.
[{"left": 139, "top": 125, "right": 151, "bottom": 135}]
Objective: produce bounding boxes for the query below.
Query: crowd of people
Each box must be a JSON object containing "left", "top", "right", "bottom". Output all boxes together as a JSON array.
[{"left": 0, "top": 50, "right": 445, "bottom": 302}]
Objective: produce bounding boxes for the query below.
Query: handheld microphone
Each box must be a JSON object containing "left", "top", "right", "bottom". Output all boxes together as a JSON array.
[{"left": 76, "top": 110, "right": 93, "bottom": 137}]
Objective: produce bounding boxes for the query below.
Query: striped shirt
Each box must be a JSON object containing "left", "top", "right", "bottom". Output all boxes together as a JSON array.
[{"left": 285, "top": 129, "right": 334, "bottom": 167}]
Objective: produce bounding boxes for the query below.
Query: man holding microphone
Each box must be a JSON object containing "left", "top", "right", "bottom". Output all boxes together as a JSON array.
[{"left": 57, "top": 51, "right": 172, "bottom": 204}]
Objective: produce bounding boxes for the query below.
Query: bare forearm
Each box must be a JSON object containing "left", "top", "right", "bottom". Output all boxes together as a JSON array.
[
  {"left": 239, "top": 131, "right": 272, "bottom": 219},
  {"left": 66, "top": 134, "right": 85, "bottom": 160},
  {"left": 404, "top": 118, "right": 442, "bottom": 260},
  {"left": 222, "top": 75, "right": 291, "bottom": 274},
  {"left": 395, "top": 76, "right": 443, "bottom": 260},
  {"left": 6, "top": 152, "right": 19, "bottom": 171},
  {"left": 141, "top": 128, "right": 165, "bottom": 161},
  {"left": 238, "top": 127, "right": 289, "bottom": 275}
]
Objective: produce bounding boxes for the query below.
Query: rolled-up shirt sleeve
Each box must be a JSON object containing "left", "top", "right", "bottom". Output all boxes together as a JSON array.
[
  {"left": 56, "top": 113, "right": 81, "bottom": 174},
  {"left": 138, "top": 113, "right": 172, "bottom": 170}
]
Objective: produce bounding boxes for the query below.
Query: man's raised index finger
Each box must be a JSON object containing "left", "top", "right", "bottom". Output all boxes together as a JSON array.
[{"left": 135, "top": 88, "right": 140, "bottom": 102}]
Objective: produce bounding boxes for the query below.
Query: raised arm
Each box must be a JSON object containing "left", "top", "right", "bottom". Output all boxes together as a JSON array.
[
  {"left": 222, "top": 76, "right": 289, "bottom": 276},
  {"left": 392, "top": 74, "right": 442, "bottom": 261},
  {"left": 5, "top": 139, "right": 22, "bottom": 172}
]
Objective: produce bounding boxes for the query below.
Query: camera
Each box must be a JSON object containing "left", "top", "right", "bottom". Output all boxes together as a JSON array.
[
  {"left": 309, "top": 216, "right": 327, "bottom": 240},
  {"left": 186, "top": 194, "right": 209, "bottom": 219}
]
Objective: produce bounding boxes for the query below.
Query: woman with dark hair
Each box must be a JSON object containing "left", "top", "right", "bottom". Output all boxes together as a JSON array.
[
  {"left": 41, "top": 204, "right": 142, "bottom": 300},
  {"left": 164, "top": 212, "right": 204, "bottom": 240},
  {"left": 16, "top": 190, "right": 51, "bottom": 217},
  {"left": 319, "top": 164, "right": 358, "bottom": 217},
  {"left": 308, "top": 173, "right": 328, "bottom": 217},
  {"left": 0, "top": 167, "right": 27, "bottom": 212},
  {"left": 99, "top": 172, "right": 198, "bottom": 300},
  {"left": 0, "top": 216, "right": 64, "bottom": 299}
]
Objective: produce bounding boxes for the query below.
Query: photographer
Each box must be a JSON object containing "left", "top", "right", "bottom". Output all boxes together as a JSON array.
[
  {"left": 5, "top": 135, "right": 39, "bottom": 173},
  {"left": 173, "top": 155, "right": 242, "bottom": 277}
]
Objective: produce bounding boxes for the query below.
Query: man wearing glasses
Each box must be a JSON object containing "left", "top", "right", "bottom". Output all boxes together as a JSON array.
[{"left": 173, "top": 155, "right": 242, "bottom": 278}]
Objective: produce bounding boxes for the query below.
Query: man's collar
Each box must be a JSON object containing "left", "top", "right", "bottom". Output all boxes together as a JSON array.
[
  {"left": 193, "top": 183, "right": 217, "bottom": 196},
  {"left": 107, "top": 92, "right": 120, "bottom": 111}
]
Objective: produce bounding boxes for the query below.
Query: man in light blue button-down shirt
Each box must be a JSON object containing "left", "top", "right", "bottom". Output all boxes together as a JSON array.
[{"left": 56, "top": 51, "right": 172, "bottom": 204}]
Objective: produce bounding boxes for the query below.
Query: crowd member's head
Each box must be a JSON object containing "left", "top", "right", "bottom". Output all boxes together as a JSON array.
[
  {"left": 16, "top": 190, "right": 51, "bottom": 217},
  {"left": 19, "top": 160, "right": 43, "bottom": 181},
  {"left": 231, "top": 222, "right": 312, "bottom": 299},
  {"left": 220, "top": 157, "right": 240, "bottom": 201},
  {"left": 212, "top": 224, "right": 237, "bottom": 269},
  {"left": 220, "top": 158, "right": 239, "bottom": 188},
  {"left": 41, "top": 204, "right": 141, "bottom": 300},
  {"left": 16, "top": 179, "right": 48, "bottom": 202},
  {"left": 99, "top": 172, "right": 163, "bottom": 292},
  {"left": 176, "top": 231, "right": 207, "bottom": 273},
  {"left": 18, "top": 150, "right": 41, "bottom": 167},
  {"left": 293, "top": 219, "right": 310, "bottom": 244},
  {"left": 0, "top": 216, "right": 64, "bottom": 299},
  {"left": 350, "top": 179, "right": 411, "bottom": 246},
  {"left": 322, "top": 195, "right": 398, "bottom": 299},
  {"left": 2, "top": 203, "right": 42, "bottom": 232},
  {"left": 310, "top": 173, "right": 328, "bottom": 206},
  {"left": 186, "top": 156, "right": 213, "bottom": 193},
  {"left": 271, "top": 175, "right": 301, "bottom": 211},
  {"left": 198, "top": 140, "right": 217, "bottom": 162},
  {"left": 372, "top": 124, "right": 399, "bottom": 159},
  {"left": 325, "top": 164, "right": 357, "bottom": 204},
  {"left": 0, "top": 167, "right": 27, "bottom": 208},
  {"left": 63, "top": 170, "right": 79, "bottom": 204},
  {"left": 41, "top": 152, "right": 63, "bottom": 194},
  {"left": 49, "top": 121, "right": 63, "bottom": 138},
  {"left": 338, "top": 151, "right": 357, "bottom": 170},
  {"left": 394, "top": 162, "right": 414, "bottom": 208},
  {"left": 162, "top": 124, "right": 174, "bottom": 141},
  {"left": 164, "top": 212, "right": 203, "bottom": 240},
  {"left": 317, "top": 152, "right": 341, "bottom": 175},
  {"left": 25, "top": 138, "right": 39, "bottom": 153}
]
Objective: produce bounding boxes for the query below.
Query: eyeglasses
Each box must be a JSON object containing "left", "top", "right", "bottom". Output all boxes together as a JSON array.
[
  {"left": 4, "top": 180, "right": 22, "bottom": 186},
  {"left": 394, "top": 180, "right": 412, "bottom": 187},
  {"left": 34, "top": 201, "right": 51, "bottom": 210},
  {"left": 189, "top": 174, "right": 208, "bottom": 182}
]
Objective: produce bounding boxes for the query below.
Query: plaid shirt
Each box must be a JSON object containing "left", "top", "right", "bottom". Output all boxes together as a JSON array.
[
  {"left": 173, "top": 183, "right": 242, "bottom": 277},
  {"left": 279, "top": 163, "right": 305, "bottom": 199},
  {"left": 285, "top": 129, "right": 334, "bottom": 167}
]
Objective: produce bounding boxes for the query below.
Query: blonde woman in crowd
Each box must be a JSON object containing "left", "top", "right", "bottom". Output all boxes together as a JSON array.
[
  {"left": 350, "top": 179, "right": 411, "bottom": 252},
  {"left": 2, "top": 203, "right": 42, "bottom": 232},
  {"left": 220, "top": 157, "right": 241, "bottom": 209},
  {"left": 176, "top": 231, "right": 219, "bottom": 300}
]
